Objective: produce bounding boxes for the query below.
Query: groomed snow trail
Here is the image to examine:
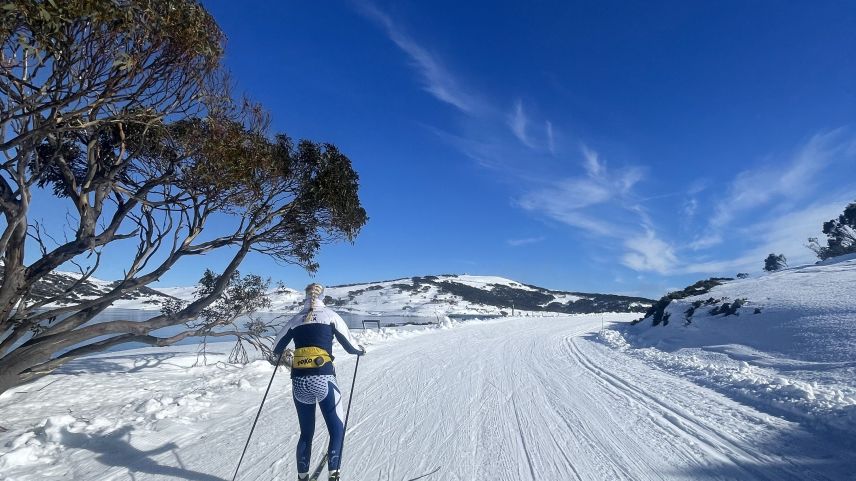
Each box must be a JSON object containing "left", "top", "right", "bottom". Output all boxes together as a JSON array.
[{"left": 3, "top": 315, "right": 853, "bottom": 480}]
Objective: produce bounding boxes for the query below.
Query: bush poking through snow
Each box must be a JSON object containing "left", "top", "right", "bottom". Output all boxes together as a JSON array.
[
  {"left": 634, "top": 278, "right": 732, "bottom": 327},
  {"left": 764, "top": 253, "right": 788, "bottom": 272},
  {"left": 709, "top": 298, "right": 747, "bottom": 317}
]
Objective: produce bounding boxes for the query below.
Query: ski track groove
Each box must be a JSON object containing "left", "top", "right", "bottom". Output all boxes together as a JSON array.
[
  {"left": 567, "top": 337, "right": 758, "bottom": 468},
  {"left": 8, "top": 316, "right": 853, "bottom": 481},
  {"left": 564, "top": 334, "right": 816, "bottom": 481}
]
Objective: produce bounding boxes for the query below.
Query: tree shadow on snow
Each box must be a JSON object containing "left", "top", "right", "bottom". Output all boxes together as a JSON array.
[
  {"left": 59, "top": 353, "right": 183, "bottom": 375},
  {"left": 58, "top": 424, "right": 225, "bottom": 481}
]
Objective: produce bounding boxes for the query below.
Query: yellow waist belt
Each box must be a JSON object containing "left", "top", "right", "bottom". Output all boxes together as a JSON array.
[{"left": 292, "top": 346, "right": 333, "bottom": 369}]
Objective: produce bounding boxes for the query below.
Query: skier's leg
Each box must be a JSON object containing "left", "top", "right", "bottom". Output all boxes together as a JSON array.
[
  {"left": 293, "top": 387, "right": 317, "bottom": 475},
  {"left": 318, "top": 377, "right": 345, "bottom": 473}
]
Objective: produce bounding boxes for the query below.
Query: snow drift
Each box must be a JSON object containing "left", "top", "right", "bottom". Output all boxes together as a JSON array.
[{"left": 603, "top": 255, "right": 856, "bottom": 433}]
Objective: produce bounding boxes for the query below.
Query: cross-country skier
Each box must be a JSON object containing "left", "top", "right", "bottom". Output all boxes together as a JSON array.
[{"left": 271, "top": 283, "right": 365, "bottom": 481}]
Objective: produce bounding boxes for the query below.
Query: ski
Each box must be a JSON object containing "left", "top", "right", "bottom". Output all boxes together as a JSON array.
[
  {"left": 308, "top": 454, "right": 328, "bottom": 481},
  {"left": 405, "top": 466, "right": 440, "bottom": 481}
]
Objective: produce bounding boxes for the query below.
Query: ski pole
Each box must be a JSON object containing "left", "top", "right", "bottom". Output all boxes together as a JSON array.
[
  {"left": 338, "top": 354, "right": 361, "bottom": 471},
  {"left": 231, "top": 349, "right": 286, "bottom": 481}
]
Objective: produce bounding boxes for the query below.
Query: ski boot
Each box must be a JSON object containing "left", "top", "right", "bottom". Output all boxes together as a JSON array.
[
  {"left": 328, "top": 470, "right": 340, "bottom": 481},
  {"left": 298, "top": 474, "right": 308, "bottom": 481}
]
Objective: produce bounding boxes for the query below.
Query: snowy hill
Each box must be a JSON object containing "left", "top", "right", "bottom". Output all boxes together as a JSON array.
[
  {"left": 602, "top": 254, "right": 856, "bottom": 432},
  {"left": 197, "top": 274, "right": 650, "bottom": 317},
  {"left": 14, "top": 268, "right": 174, "bottom": 308},
  {"left": 34, "top": 271, "right": 653, "bottom": 317}
]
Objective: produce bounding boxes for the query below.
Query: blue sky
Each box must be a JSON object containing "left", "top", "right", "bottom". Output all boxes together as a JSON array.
[{"left": 31, "top": 1, "right": 856, "bottom": 298}]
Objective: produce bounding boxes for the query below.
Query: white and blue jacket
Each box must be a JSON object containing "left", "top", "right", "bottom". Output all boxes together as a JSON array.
[{"left": 272, "top": 298, "right": 363, "bottom": 378}]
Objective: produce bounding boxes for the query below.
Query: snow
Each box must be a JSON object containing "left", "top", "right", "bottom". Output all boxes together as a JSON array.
[
  {"left": 544, "top": 292, "right": 583, "bottom": 305},
  {"left": 2, "top": 314, "right": 854, "bottom": 480},
  {"left": 443, "top": 274, "right": 538, "bottom": 291},
  {"left": 608, "top": 255, "right": 856, "bottom": 434},
  {"left": 152, "top": 286, "right": 198, "bottom": 302}
]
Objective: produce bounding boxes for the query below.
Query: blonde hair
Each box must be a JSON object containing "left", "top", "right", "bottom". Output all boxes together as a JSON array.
[{"left": 305, "top": 283, "right": 324, "bottom": 300}]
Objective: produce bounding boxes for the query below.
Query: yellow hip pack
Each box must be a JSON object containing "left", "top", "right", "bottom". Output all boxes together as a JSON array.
[{"left": 292, "top": 346, "right": 332, "bottom": 369}]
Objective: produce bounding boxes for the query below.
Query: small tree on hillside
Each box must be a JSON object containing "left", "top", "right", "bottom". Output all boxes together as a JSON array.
[
  {"left": 763, "top": 253, "right": 787, "bottom": 272},
  {"left": 807, "top": 201, "right": 856, "bottom": 260}
]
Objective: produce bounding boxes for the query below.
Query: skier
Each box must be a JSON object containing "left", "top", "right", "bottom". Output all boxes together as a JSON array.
[{"left": 271, "top": 283, "right": 365, "bottom": 481}]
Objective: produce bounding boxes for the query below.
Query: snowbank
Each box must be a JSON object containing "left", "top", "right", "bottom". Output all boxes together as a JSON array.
[{"left": 605, "top": 255, "right": 856, "bottom": 433}]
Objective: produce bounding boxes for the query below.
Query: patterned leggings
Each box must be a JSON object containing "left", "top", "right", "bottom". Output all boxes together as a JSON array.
[{"left": 292, "top": 375, "right": 345, "bottom": 473}]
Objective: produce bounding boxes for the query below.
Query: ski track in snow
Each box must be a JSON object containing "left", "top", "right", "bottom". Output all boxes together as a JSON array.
[{"left": 2, "top": 315, "right": 854, "bottom": 480}]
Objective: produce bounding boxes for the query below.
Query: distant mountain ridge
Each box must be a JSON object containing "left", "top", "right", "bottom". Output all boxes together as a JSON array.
[{"left": 30, "top": 271, "right": 654, "bottom": 317}]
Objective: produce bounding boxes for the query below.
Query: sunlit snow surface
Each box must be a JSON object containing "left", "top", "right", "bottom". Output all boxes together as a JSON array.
[
  {"left": 608, "top": 254, "right": 856, "bottom": 433},
  {"left": 2, "top": 310, "right": 854, "bottom": 480}
]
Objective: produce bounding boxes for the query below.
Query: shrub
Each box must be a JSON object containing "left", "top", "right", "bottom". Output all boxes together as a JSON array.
[
  {"left": 763, "top": 253, "right": 787, "bottom": 272},
  {"left": 807, "top": 201, "right": 856, "bottom": 260}
]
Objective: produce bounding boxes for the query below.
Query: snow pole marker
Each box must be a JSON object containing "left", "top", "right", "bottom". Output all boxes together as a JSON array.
[{"left": 231, "top": 349, "right": 286, "bottom": 481}]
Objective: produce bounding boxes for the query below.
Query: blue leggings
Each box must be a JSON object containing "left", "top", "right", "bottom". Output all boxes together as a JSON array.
[{"left": 292, "top": 375, "right": 345, "bottom": 473}]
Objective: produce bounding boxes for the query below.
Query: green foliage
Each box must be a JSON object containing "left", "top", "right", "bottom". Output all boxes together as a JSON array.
[
  {"left": 763, "top": 253, "right": 787, "bottom": 272},
  {"left": 193, "top": 269, "right": 271, "bottom": 328},
  {"left": 0, "top": 0, "right": 368, "bottom": 391},
  {"left": 808, "top": 201, "right": 856, "bottom": 260},
  {"left": 1, "top": 0, "right": 223, "bottom": 66}
]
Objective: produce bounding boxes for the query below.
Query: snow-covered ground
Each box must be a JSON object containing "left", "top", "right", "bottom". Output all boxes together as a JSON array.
[
  {"left": 2, "top": 314, "right": 853, "bottom": 480},
  {"left": 605, "top": 255, "right": 856, "bottom": 434}
]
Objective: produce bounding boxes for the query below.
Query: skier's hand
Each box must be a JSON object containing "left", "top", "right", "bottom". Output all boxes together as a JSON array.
[
  {"left": 268, "top": 348, "right": 293, "bottom": 366},
  {"left": 358, "top": 344, "right": 367, "bottom": 356}
]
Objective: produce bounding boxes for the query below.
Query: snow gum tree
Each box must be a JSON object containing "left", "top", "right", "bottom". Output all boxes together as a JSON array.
[
  {"left": 0, "top": 1, "right": 368, "bottom": 395},
  {"left": 763, "top": 253, "right": 787, "bottom": 272},
  {"left": 807, "top": 200, "right": 856, "bottom": 260}
]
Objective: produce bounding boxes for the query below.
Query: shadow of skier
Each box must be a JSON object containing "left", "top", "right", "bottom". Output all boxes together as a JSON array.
[{"left": 58, "top": 425, "right": 224, "bottom": 480}]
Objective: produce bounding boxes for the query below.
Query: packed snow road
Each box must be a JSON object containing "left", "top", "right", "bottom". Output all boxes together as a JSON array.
[{"left": 1, "top": 315, "right": 853, "bottom": 480}]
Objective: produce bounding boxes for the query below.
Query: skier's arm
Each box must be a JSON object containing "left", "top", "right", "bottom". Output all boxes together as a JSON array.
[
  {"left": 331, "top": 314, "right": 365, "bottom": 355},
  {"left": 271, "top": 314, "right": 300, "bottom": 359},
  {"left": 272, "top": 329, "right": 294, "bottom": 359}
]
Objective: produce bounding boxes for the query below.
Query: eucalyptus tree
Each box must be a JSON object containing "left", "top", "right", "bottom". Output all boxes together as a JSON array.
[{"left": 0, "top": 0, "right": 367, "bottom": 394}]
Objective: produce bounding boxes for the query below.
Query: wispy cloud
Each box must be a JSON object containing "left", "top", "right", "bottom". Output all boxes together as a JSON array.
[
  {"left": 546, "top": 121, "right": 556, "bottom": 155},
  {"left": 355, "top": 2, "right": 856, "bottom": 283},
  {"left": 506, "top": 236, "right": 546, "bottom": 247},
  {"left": 622, "top": 229, "right": 678, "bottom": 274},
  {"left": 683, "top": 197, "right": 698, "bottom": 219},
  {"left": 681, "top": 196, "right": 856, "bottom": 275},
  {"left": 507, "top": 99, "right": 537, "bottom": 148},
  {"left": 356, "top": 3, "right": 478, "bottom": 113},
  {"left": 699, "top": 129, "right": 856, "bottom": 246},
  {"left": 516, "top": 145, "right": 645, "bottom": 238}
]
